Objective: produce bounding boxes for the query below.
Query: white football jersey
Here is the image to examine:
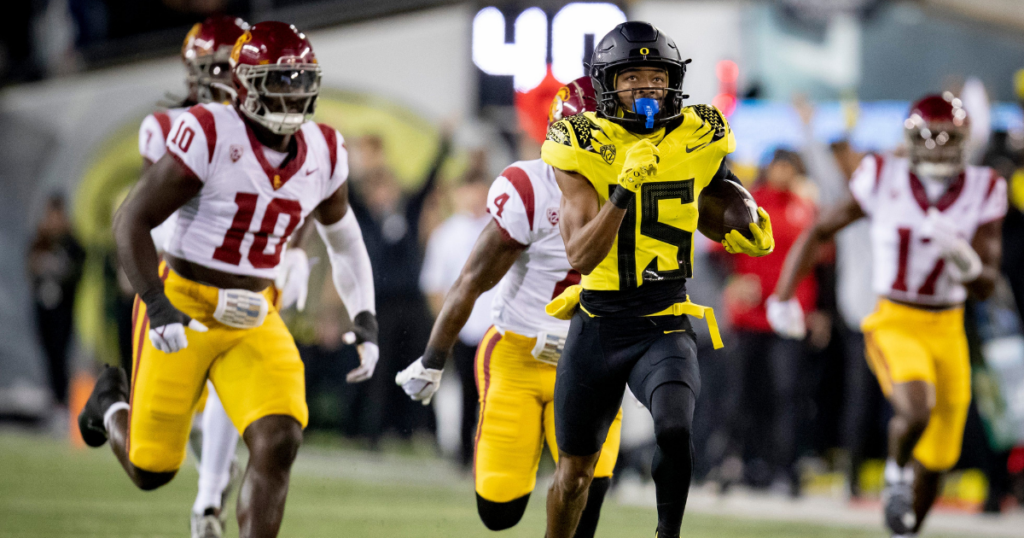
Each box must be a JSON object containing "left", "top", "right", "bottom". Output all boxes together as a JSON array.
[
  {"left": 139, "top": 107, "right": 189, "bottom": 249},
  {"left": 165, "top": 103, "right": 348, "bottom": 280},
  {"left": 849, "top": 154, "right": 1006, "bottom": 306},
  {"left": 487, "top": 159, "right": 576, "bottom": 338}
]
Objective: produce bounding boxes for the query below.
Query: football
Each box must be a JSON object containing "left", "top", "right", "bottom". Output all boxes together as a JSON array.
[{"left": 697, "top": 179, "right": 759, "bottom": 242}]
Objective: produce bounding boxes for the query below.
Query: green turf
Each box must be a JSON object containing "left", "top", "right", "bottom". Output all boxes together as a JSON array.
[{"left": 0, "top": 432, "right": 900, "bottom": 538}]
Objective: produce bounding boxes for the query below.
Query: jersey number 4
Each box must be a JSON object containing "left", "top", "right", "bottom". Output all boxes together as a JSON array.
[
  {"left": 612, "top": 180, "right": 694, "bottom": 289},
  {"left": 213, "top": 192, "right": 302, "bottom": 269},
  {"left": 892, "top": 227, "right": 945, "bottom": 296}
]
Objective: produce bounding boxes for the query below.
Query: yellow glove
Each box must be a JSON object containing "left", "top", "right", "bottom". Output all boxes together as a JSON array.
[
  {"left": 723, "top": 207, "right": 775, "bottom": 257},
  {"left": 617, "top": 139, "right": 659, "bottom": 193}
]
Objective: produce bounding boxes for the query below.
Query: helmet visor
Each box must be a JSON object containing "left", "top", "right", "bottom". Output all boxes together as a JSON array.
[{"left": 260, "top": 66, "right": 321, "bottom": 96}]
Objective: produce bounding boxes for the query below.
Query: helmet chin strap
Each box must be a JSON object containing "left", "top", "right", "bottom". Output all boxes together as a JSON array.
[{"left": 913, "top": 161, "right": 961, "bottom": 181}]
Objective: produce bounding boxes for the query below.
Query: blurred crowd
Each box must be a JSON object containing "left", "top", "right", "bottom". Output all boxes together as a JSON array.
[{"left": 22, "top": 78, "right": 1024, "bottom": 515}]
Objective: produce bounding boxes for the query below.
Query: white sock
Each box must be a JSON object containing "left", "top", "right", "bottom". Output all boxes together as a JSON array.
[
  {"left": 885, "top": 458, "right": 914, "bottom": 484},
  {"left": 103, "top": 402, "right": 130, "bottom": 433},
  {"left": 193, "top": 384, "right": 240, "bottom": 515}
]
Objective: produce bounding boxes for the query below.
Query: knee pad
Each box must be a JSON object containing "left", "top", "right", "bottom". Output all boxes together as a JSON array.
[{"left": 476, "top": 493, "right": 530, "bottom": 531}]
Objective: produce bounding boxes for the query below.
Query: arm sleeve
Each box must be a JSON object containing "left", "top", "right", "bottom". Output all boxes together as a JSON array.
[
  {"left": 486, "top": 174, "right": 531, "bottom": 246},
  {"left": 316, "top": 209, "right": 376, "bottom": 316},
  {"left": 165, "top": 112, "right": 212, "bottom": 180},
  {"left": 848, "top": 154, "right": 883, "bottom": 216},
  {"left": 980, "top": 172, "right": 1008, "bottom": 224},
  {"left": 541, "top": 119, "right": 581, "bottom": 173},
  {"left": 138, "top": 114, "right": 167, "bottom": 163}
]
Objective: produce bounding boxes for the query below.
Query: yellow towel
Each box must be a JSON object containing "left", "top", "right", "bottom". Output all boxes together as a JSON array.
[{"left": 545, "top": 285, "right": 583, "bottom": 320}]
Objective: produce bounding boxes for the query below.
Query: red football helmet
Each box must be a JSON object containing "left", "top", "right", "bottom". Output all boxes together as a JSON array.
[
  {"left": 904, "top": 92, "right": 970, "bottom": 178},
  {"left": 182, "top": 15, "right": 249, "bottom": 103},
  {"left": 549, "top": 76, "right": 599, "bottom": 126},
  {"left": 231, "top": 22, "right": 321, "bottom": 135}
]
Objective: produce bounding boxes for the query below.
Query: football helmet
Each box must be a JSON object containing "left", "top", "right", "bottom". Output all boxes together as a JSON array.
[
  {"left": 905, "top": 93, "right": 970, "bottom": 179},
  {"left": 231, "top": 21, "right": 321, "bottom": 135},
  {"left": 589, "top": 21, "right": 689, "bottom": 133},
  {"left": 548, "top": 76, "right": 599, "bottom": 126},
  {"left": 182, "top": 16, "right": 249, "bottom": 104}
]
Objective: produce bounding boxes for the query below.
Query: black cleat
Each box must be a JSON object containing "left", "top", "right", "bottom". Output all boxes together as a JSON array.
[
  {"left": 883, "top": 479, "right": 916, "bottom": 536},
  {"left": 77, "top": 366, "right": 130, "bottom": 447}
]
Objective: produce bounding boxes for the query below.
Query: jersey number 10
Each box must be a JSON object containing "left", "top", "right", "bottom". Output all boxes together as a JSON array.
[{"left": 213, "top": 192, "right": 302, "bottom": 269}]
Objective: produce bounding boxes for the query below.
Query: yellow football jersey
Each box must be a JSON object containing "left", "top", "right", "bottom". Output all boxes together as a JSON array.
[{"left": 541, "top": 106, "right": 735, "bottom": 293}]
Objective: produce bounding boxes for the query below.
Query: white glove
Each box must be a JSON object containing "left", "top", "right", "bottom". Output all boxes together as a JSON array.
[
  {"left": 766, "top": 295, "right": 806, "bottom": 340},
  {"left": 275, "top": 249, "right": 310, "bottom": 311},
  {"left": 345, "top": 339, "right": 379, "bottom": 383},
  {"left": 395, "top": 357, "right": 443, "bottom": 405},
  {"left": 149, "top": 319, "right": 208, "bottom": 353},
  {"left": 922, "top": 208, "right": 982, "bottom": 282}
]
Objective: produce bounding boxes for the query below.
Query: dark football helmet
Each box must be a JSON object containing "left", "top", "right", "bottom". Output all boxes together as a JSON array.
[
  {"left": 589, "top": 21, "right": 689, "bottom": 133},
  {"left": 905, "top": 93, "right": 970, "bottom": 178},
  {"left": 548, "top": 76, "right": 599, "bottom": 126},
  {"left": 231, "top": 21, "right": 321, "bottom": 135},
  {"left": 182, "top": 15, "right": 249, "bottom": 104}
]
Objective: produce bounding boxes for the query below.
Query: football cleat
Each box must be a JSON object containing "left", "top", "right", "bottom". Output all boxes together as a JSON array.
[
  {"left": 76, "top": 366, "right": 129, "bottom": 448},
  {"left": 882, "top": 479, "right": 916, "bottom": 536},
  {"left": 217, "top": 458, "right": 243, "bottom": 527},
  {"left": 191, "top": 508, "right": 224, "bottom": 538}
]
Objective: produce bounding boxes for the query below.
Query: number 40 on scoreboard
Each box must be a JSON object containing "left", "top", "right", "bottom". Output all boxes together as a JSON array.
[{"left": 472, "top": 3, "right": 627, "bottom": 93}]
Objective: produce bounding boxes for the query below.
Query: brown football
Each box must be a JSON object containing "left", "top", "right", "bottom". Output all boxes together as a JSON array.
[{"left": 697, "top": 179, "right": 759, "bottom": 242}]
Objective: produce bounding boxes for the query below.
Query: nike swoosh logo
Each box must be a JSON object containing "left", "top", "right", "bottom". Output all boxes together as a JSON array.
[
  {"left": 305, "top": 168, "right": 318, "bottom": 176},
  {"left": 685, "top": 143, "right": 709, "bottom": 153}
]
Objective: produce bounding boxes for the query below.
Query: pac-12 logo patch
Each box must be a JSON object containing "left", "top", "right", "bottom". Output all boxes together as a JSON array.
[
  {"left": 230, "top": 144, "right": 244, "bottom": 162},
  {"left": 547, "top": 207, "right": 560, "bottom": 225},
  {"left": 599, "top": 145, "right": 616, "bottom": 164}
]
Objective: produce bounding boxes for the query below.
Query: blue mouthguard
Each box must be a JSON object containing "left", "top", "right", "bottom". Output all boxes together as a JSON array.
[{"left": 636, "top": 98, "right": 659, "bottom": 129}]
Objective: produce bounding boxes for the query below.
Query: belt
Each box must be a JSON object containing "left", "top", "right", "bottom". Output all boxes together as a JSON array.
[{"left": 545, "top": 285, "right": 723, "bottom": 350}]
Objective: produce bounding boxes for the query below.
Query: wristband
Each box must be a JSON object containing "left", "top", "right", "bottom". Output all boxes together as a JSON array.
[
  {"left": 352, "top": 310, "right": 379, "bottom": 346},
  {"left": 140, "top": 289, "right": 179, "bottom": 327},
  {"left": 609, "top": 186, "right": 635, "bottom": 209}
]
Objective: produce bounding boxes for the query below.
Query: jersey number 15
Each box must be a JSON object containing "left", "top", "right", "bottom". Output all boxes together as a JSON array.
[{"left": 613, "top": 179, "right": 694, "bottom": 289}]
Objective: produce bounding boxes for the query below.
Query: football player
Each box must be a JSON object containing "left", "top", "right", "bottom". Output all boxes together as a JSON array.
[
  {"left": 137, "top": 16, "right": 266, "bottom": 538},
  {"left": 396, "top": 78, "right": 621, "bottom": 537},
  {"left": 769, "top": 94, "right": 1005, "bottom": 538},
  {"left": 538, "top": 22, "right": 774, "bottom": 538},
  {"left": 78, "top": 22, "right": 378, "bottom": 538}
]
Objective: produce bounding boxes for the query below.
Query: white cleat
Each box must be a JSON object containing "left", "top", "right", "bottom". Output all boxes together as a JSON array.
[{"left": 191, "top": 510, "right": 223, "bottom": 538}]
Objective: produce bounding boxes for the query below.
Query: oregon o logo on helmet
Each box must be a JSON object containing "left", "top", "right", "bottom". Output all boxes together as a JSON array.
[{"left": 640, "top": 47, "right": 650, "bottom": 55}]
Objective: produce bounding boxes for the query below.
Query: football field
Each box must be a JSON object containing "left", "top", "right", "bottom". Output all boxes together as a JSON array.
[{"left": 0, "top": 431, "right": 973, "bottom": 538}]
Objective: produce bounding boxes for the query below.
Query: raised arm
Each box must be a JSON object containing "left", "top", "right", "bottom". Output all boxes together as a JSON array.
[
  {"left": 420, "top": 221, "right": 526, "bottom": 369},
  {"left": 775, "top": 197, "right": 864, "bottom": 301},
  {"left": 554, "top": 168, "right": 628, "bottom": 274}
]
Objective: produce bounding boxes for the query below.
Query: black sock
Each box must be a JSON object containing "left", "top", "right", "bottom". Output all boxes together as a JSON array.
[
  {"left": 649, "top": 382, "right": 696, "bottom": 538},
  {"left": 573, "top": 476, "right": 611, "bottom": 538}
]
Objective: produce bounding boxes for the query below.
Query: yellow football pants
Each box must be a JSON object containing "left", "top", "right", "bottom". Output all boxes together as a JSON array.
[
  {"left": 128, "top": 263, "right": 307, "bottom": 473},
  {"left": 473, "top": 326, "right": 622, "bottom": 502},
  {"left": 862, "top": 299, "right": 971, "bottom": 472}
]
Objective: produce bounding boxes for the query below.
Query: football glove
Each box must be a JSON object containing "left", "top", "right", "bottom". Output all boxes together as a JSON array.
[
  {"left": 922, "top": 208, "right": 982, "bottom": 283},
  {"left": 395, "top": 357, "right": 443, "bottom": 405},
  {"left": 617, "top": 139, "right": 659, "bottom": 193},
  {"left": 344, "top": 311, "right": 379, "bottom": 383},
  {"left": 766, "top": 295, "right": 806, "bottom": 340},
  {"left": 141, "top": 291, "right": 208, "bottom": 354},
  {"left": 723, "top": 207, "right": 775, "bottom": 257},
  {"left": 275, "top": 248, "right": 311, "bottom": 312}
]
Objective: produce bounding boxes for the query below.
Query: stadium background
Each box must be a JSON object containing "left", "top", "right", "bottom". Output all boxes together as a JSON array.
[{"left": 2, "top": 0, "right": 1024, "bottom": 536}]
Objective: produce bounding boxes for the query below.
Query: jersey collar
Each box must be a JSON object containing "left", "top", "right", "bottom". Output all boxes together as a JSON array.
[
  {"left": 242, "top": 115, "right": 308, "bottom": 191},
  {"left": 908, "top": 170, "right": 965, "bottom": 213}
]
